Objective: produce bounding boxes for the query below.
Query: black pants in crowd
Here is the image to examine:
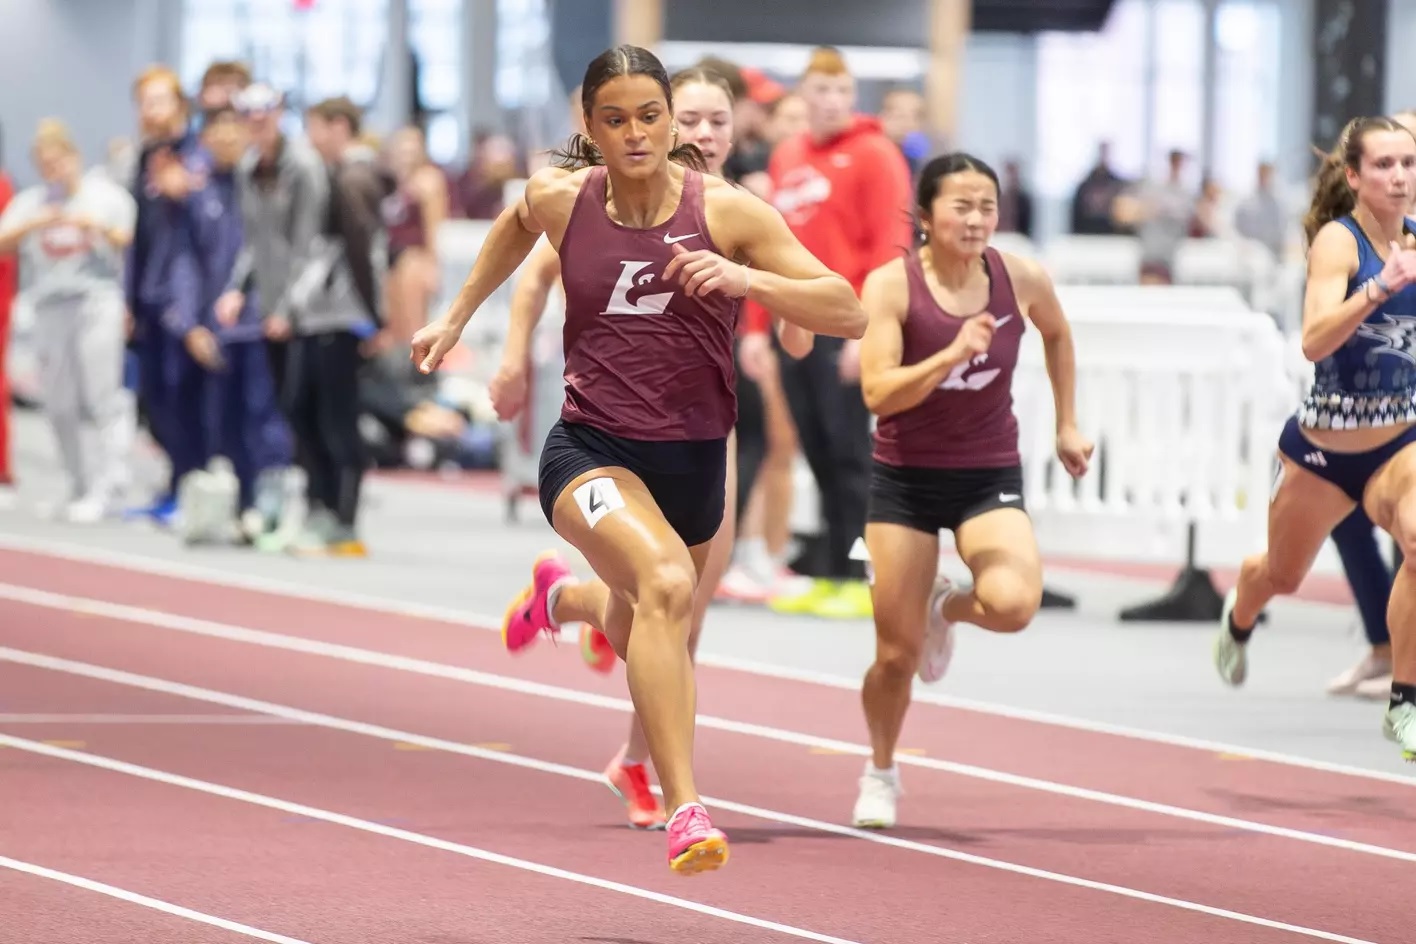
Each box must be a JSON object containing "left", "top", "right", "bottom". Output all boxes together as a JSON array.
[
  {"left": 284, "top": 330, "right": 366, "bottom": 530},
  {"left": 775, "top": 335, "right": 872, "bottom": 580},
  {"left": 733, "top": 340, "right": 768, "bottom": 526}
]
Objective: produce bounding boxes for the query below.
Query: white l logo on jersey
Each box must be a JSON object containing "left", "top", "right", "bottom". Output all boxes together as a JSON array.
[{"left": 603, "top": 260, "right": 675, "bottom": 316}]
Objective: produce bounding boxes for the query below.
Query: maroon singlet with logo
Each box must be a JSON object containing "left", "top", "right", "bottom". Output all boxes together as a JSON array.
[
  {"left": 557, "top": 165, "right": 740, "bottom": 441},
  {"left": 873, "top": 246, "right": 1026, "bottom": 469}
]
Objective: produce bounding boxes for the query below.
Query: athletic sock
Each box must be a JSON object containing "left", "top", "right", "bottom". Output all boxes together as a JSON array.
[
  {"left": 1228, "top": 612, "right": 1254, "bottom": 645},
  {"left": 545, "top": 579, "right": 567, "bottom": 627},
  {"left": 1391, "top": 683, "right": 1416, "bottom": 712}
]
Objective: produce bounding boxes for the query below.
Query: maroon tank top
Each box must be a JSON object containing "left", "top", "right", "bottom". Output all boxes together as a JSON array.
[
  {"left": 873, "top": 247, "right": 1025, "bottom": 469},
  {"left": 381, "top": 186, "right": 426, "bottom": 254},
  {"left": 557, "top": 165, "right": 740, "bottom": 441}
]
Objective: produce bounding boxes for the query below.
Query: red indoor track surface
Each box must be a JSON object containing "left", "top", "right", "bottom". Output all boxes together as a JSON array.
[{"left": 0, "top": 548, "right": 1412, "bottom": 944}]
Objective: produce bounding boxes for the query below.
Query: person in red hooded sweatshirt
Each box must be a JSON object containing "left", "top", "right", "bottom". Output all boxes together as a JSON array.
[
  {"left": 0, "top": 123, "right": 17, "bottom": 507},
  {"left": 766, "top": 46, "right": 914, "bottom": 620}
]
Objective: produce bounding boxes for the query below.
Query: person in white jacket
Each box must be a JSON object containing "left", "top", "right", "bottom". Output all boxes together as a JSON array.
[{"left": 0, "top": 119, "right": 136, "bottom": 521}]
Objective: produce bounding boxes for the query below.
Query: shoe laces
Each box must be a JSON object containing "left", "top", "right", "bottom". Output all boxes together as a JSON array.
[{"left": 670, "top": 802, "right": 711, "bottom": 834}]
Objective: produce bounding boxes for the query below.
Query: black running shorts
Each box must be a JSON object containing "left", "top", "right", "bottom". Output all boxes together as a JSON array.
[
  {"left": 866, "top": 460, "right": 1027, "bottom": 535},
  {"left": 538, "top": 419, "right": 727, "bottom": 547}
]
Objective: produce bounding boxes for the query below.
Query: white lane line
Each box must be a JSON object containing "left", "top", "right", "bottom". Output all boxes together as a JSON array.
[
  {"left": 0, "top": 713, "right": 299, "bottom": 725},
  {"left": 0, "top": 734, "right": 862, "bottom": 944},
  {"left": 0, "top": 533, "right": 1403, "bottom": 787},
  {"left": 0, "top": 656, "right": 1384, "bottom": 944},
  {"left": 2, "top": 584, "right": 1413, "bottom": 863},
  {"left": 0, "top": 855, "right": 313, "bottom": 943}
]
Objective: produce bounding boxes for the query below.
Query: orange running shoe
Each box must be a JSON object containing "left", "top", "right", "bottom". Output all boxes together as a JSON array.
[{"left": 603, "top": 748, "right": 666, "bottom": 830}]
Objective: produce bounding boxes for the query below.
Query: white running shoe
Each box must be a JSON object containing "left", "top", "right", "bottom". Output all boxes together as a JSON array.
[
  {"left": 1326, "top": 651, "right": 1392, "bottom": 696},
  {"left": 1212, "top": 588, "right": 1248, "bottom": 687},
  {"left": 1382, "top": 701, "right": 1416, "bottom": 762},
  {"left": 852, "top": 762, "right": 901, "bottom": 829},
  {"left": 917, "top": 574, "right": 958, "bottom": 684}
]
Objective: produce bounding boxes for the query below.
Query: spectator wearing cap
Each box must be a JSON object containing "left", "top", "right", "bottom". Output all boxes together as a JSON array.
[
  {"left": 221, "top": 83, "right": 328, "bottom": 403},
  {"left": 217, "top": 82, "right": 328, "bottom": 546}
]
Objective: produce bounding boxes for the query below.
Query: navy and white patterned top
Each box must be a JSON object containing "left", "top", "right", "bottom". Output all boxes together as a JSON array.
[{"left": 1299, "top": 215, "right": 1416, "bottom": 430}]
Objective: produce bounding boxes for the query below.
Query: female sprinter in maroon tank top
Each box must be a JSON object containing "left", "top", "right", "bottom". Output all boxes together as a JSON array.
[
  {"left": 487, "top": 66, "right": 813, "bottom": 832},
  {"left": 411, "top": 45, "right": 864, "bottom": 874},
  {"left": 850, "top": 154, "right": 1092, "bottom": 829}
]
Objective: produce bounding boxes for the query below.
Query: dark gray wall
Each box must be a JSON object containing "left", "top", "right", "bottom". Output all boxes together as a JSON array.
[
  {"left": 547, "top": 0, "right": 613, "bottom": 94},
  {"left": 665, "top": 0, "right": 926, "bottom": 47},
  {"left": 1312, "top": 0, "right": 1387, "bottom": 151}
]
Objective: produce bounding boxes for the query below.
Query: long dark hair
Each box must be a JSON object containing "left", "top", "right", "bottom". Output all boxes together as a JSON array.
[
  {"left": 551, "top": 45, "right": 707, "bottom": 173},
  {"left": 912, "top": 152, "right": 1000, "bottom": 245},
  {"left": 1304, "top": 116, "right": 1412, "bottom": 246}
]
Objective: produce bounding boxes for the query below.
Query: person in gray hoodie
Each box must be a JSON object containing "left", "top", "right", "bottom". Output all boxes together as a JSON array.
[
  {"left": 283, "top": 95, "right": 391, "bottom": 557},
  {"left": 216, "top": 83, "right": 328, "bottom": 541}
]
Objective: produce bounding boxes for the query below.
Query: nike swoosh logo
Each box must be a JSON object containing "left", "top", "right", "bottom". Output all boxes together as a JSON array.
[
  {"left": 993, "top": 314, "right": 1014, "bottom": 328},
  {"left": 663, "top": 233, "right": 700, "bottom": 244}
]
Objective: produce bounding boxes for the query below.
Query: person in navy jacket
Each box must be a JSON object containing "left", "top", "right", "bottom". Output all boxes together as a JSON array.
[
  {"left": 168, "top": 105, "right": 293, "bottom": 534},
  {"left": 126, "top": 65, "right": 212, "bottom": 522}
]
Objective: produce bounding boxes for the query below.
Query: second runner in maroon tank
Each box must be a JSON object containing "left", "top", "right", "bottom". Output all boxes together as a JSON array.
[
  {"left": 872, "top": 246, "right": 1025, "bottom": 469},
  {"left": 558, "top": 165, "right": 740, "bottom": 441}
]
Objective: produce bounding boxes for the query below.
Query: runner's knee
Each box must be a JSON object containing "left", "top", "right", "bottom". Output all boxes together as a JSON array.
[
  {"left": 975, "top": 568, "right": 1040, "bottom": 633},
  {"left": 637, "top": 558, "right": 697, "bottom": 628}
]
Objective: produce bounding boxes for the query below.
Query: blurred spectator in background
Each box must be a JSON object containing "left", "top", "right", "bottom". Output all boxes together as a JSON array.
[
  {"left": 1070, "top": 141, "right": 1129, "bottom": 235},
  {"left": 1188, "top": 174, "right": 1234, "bottom": 239},
  {"left": 284, "top": 96, "right": 390, "bottom": 557},
  {"left": 380, "top": 126, "right": 447, "bottom": 347},
  {"left": 197, "top": 61, "right": 252, "bottom": 114},
  {"left": 455, "top": 131, "right": 522, "bottom": 220},
  {"left": 0, "top": 119, "right": 136, "bottom": 522},
  {"left": 766, "top": 46, "right": 913, "bottom": 619},
  {"left": 171, "top": 104, "right": 293, "bottom": 539},
  {"left": 0, "top": 121, "right": 15, "bottom": 507},
  {"left": 1234, "top": 161, "right": 1287, "bottom": 259},
  {"left": 707, "top": 59, "right": 781, "bottom": 191},
  {"left": 1113, "top": 148, "right": 1193, "bottom": 283},
  {"left": 126, "top": 65, "right": 207, "bottom": 523},
  {"left": 878, "top": 86, "right": 929, "bottom": 175},
  {"left": 226, "top": 81, "right": 328, "bottom": 411},
  {"left": 769, "top": 92, "right": 809, "bottom": 144},
  {"left": 997, "top": 159, "right": 1034, "bottom": 238}
]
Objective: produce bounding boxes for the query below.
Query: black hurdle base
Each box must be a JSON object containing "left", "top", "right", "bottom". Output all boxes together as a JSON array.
[
  {"left": 1041, "top": 586, "right": 1077, "bottom": 609},
  {"left": 1118, "top": 523, "right": 1226, "bottom": 623}
]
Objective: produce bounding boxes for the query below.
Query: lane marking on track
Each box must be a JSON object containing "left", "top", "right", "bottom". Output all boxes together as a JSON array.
[
  {"left": 0, "top": 650, "right": 1392, "bottom": 944},
  {"left": 3, "top": 586, "right": 1414, "bottom": 860},
  {"left": 0, "top": 534, "right": 1401, "bottom": 787},
  {"left": 0, "top": 734, "right": 864, "bottom": 944},
  {"left": 0, "top": 713, "right": 295, "bottom": 725},
  {"left": 0, "top": 855, "right": 314, "bottom": 943}
]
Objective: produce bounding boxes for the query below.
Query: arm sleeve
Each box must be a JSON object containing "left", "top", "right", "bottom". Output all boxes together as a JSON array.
[
  {"left": 332, "top": 163, "right": 385, "bottom": 323},
  {"left": 226, "top": 173, "right": 255, "bottom": 295},
  {"left": 161, "top": 242, "right": 204, "bottom": 338},
  {"left": 272, "top": 158, "right": 331, "bottom": 319}
]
